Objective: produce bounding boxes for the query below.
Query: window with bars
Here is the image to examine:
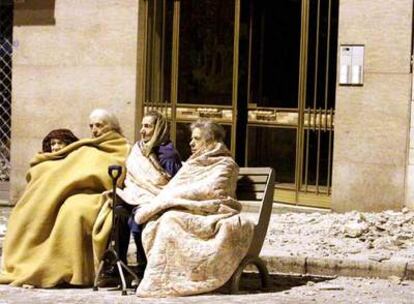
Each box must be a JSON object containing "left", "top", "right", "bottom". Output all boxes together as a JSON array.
[{"left": 0, "top": 3, "right": 13, "bottom": 182}]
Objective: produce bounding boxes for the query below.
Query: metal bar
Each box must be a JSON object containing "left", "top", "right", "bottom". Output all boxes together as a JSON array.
[
  {"left": 315, "top": 108, "right": 321, "bottom": 194},
  {"left": 152, "top": 0, "right": 158, "bottom": 102},
  {"left": 324, "top": 0, "right": 332, "bottom": 112},
  {"left": 325, "top": 1, "right": 334, "bottom": 195},
  {"left": 143, "top": 0, "right": 150, "bottom": 108},
  {"left": 304, "top": 108, "right": 310, "bottom": 192},
  {"left": 144, "top": 101, "right": 173, "bottom": 107},
  {"left": 312, "top": 0, "right": 321, "bottom": 118},
  {"left": 145, "top": 0, "right": 153, "bottom": 105},
  {"left": 170, "top": 0, "right": 180, "bottom": 143},
  {"left": 295, "top": 0, "right": 310, "bottom": 204},
  {"left": 231, "top": 0, "right": 241, "bottom": 156},
  {"left": 160, "top": 0, "right": 166, "bottom": 104},
  {"left": 135, "top": 4, "right": 146, "bottom": 136},
  {"left": 326, "top": 107, "right": 333, "bottom": 194},
  {"left": 247, "top": 0, "right": 254, "bottom": 104},
  {"left": 312, "top": 0, "right": 321, "bottom": 131},
  {"left": 258, "top": 8, "right": 265, "bottom": 102},
  {"left": 176, "top": 103, "right": 234, "bottom": 109}
]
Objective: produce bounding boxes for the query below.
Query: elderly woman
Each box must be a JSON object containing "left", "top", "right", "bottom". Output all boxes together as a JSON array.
[
  {"left": 89, "top": 108, "right": 123, "bottom": 138},
  {"left": 0, "top": 109, "right": 130, "bottom": 288},
  {"left": 132, "top": 118, "right": 254, "bottom": 297},
  {"left": 107, "top": 110, "right": 182, "bottom": 277},
  {"left": 42, "top": 129, "right": 79, "bottom": 153}
]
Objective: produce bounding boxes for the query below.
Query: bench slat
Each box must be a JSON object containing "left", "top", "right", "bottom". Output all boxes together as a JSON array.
[
  {"left": 239, "top": 167, "right": 273, "bottom": 175},
  {"left": 236, "top": 167, "right": 275, "bottom": 258},
  {"left": 237, "top": 175, "right": 268, "bottom": 183}
]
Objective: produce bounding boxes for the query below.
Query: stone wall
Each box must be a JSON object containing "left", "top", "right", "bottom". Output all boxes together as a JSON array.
[
  {"left": 332, "top": 0, "right": 413, "bottom": 211},
  {"left": 10, "top": 0, "right": 139, "bottom": 203}
]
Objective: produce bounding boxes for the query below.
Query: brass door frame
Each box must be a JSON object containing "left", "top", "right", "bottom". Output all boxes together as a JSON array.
[
  {"left": 138, "top": 0, "right": 337, "bottom": 209},
  {"left": 244, "top": 0, "right": 336, "bottom": 208},
  {"left": 139, "top": 0, "right": 240, "bottom": 157}
]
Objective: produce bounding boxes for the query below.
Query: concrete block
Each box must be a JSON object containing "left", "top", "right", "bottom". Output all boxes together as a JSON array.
[
  {"left": 306, "top": 257, "right": 343, "bottom": 277},
  {"left": 262, "top": 255, "right": 306, "bottom": 275},
  {"left": 306, "top": 257, "right": 407, "bottom": 279}
]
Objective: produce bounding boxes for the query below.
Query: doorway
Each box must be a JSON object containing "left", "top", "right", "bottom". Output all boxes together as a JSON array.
[{"left": 138, "top": 0, "right": 339, "bottom": 208}]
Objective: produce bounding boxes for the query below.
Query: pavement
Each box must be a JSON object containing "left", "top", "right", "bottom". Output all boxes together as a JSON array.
[
  {"left": 256, "top": 206, "right": 414, "bottom": 281},
  {"left": 1, "top": 274, "right": 414, "bottom": 303},
  {"left": 1, "top": 203, "right": 414, "bottom": 303},
  {"left": 1, "top": 203, "right": 413, "bottom": 282}
]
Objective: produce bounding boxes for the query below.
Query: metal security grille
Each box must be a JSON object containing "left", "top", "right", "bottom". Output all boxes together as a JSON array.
[{"left": 0, "top": 3, "right": 13, "bottom": 182}]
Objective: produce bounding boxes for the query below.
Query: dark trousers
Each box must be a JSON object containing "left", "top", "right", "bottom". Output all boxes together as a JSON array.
[{"left": 113, "top": 196, "right": 147, "bottom": 267}]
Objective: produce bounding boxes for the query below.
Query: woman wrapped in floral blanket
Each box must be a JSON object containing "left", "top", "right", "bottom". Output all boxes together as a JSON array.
[{"left": 133, "top": 118, "right": 255, "bottom": 297}]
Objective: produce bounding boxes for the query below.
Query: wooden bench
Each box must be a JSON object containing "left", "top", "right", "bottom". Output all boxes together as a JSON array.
[{"left": 229, "top": 167, "right": 275, "bottom": 293}]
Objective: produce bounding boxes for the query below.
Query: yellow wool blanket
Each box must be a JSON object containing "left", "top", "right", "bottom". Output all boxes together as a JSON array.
[{"left": 0, "top": 131, "right": 130, "bottom": 287}]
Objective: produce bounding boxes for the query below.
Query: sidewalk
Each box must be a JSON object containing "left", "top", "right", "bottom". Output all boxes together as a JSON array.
[
  {"left": 256, "top": 207, "right": 414, "bottom": 280},
  {"left": 1, "top": 204, "right": 413, "bottom": 281}
]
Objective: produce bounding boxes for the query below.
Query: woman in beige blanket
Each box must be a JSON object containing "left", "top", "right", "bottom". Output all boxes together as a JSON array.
[
  {"left": 0, "top": 113, "right": 130, "bottom": 288},
  {"left": 133, "top": 119, "right": 254, "bottom": 297}
]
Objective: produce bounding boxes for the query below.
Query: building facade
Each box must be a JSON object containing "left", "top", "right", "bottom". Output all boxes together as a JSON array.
[{"left": 3, "top": 0, "right": 414, "bottom": 212}]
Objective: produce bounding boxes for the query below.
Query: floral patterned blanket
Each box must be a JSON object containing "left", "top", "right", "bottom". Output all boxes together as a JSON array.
[{"left": 134, "top": 143, "right": 254, "bottom": 297}]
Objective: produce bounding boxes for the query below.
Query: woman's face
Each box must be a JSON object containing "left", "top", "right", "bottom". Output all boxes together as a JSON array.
[
  {"left": 140, "top": 115, "right": 156, "bottom": 143},
  {"left": 89, "top": 116, "right": 112, "bottom": 138},
  {"left": 189, "top": 127, "right": 207, "bottom": 154},
  {"left": 50, "top": 138, "right": 67, "bottom": 152}
]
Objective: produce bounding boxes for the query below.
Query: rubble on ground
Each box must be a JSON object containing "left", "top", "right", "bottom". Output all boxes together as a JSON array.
[
  {"left": 1, "top": 206, "right": 414, "bottom": 263},
  {"left": 264, "top": 209, "right": 414, "bottom": 261}
]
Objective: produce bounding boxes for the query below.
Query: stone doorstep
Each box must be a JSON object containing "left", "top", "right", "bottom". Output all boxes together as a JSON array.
[{"left": 260, "top": 254, "right": 413, "bottom": 281}]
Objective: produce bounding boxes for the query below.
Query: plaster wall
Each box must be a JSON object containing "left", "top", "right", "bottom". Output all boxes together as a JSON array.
[
  {"left": 332, "top": 0, "right": 413, "bottom": 211},
  {"left": 10, "top": 0, "right": 140, "bottom": 202}
]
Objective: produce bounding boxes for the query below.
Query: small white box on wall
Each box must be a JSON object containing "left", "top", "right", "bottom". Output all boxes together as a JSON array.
[{"left": 339, "top": 45, "right": 364, "bottom": 86}]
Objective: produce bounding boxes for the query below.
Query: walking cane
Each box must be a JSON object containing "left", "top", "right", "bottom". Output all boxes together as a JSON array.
[{"left": 93, "top": 165, "right": 139, "bottom": 295}]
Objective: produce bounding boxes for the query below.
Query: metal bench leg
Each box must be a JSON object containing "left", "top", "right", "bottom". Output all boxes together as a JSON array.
[{"left": 230, "top": 256, "right": 270, "bottom": 294}]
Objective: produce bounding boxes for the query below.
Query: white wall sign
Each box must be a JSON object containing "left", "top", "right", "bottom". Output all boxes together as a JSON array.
[{"left": 339, "top": 45, "right": 364, "bottom": 86}]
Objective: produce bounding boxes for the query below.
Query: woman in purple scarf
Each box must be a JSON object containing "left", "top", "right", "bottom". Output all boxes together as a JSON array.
[{"left": 100, "top": 110, "right": 182, "bottom": 285}]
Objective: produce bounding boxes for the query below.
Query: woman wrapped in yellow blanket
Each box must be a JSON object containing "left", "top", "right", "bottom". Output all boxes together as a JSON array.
[{"left": 0, "top": 109, "right": 130, "bottom": 288}]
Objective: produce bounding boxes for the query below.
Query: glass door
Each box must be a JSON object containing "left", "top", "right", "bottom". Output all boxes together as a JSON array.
[
  {"left": 242, "top": 0, "right": 338, "bottom": 207},
  {"left": 139, "top": 0, "right": 338, "bottom": 208},
  {"left": 142, "top": 0, "right": 240, "bottom": 160}
]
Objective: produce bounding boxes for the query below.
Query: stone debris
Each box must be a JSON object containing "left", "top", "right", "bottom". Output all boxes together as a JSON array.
[
  {"left": 387, "top": 276, "right": 402, "bottom": 285},
  {"left": 344, "top": 221, "right": 369, "bottom": 238},
  {"left": 1, "top": 206, "right": 414, "bottom": 268},
  {"left": 263, "top": 209, "right": 414, "bottom": 261},
  {"left": 318, "top": 284, "right": 344, "bottom": 291},
  {"left": 368, "top": 252, "right": 392, "bottom": 262}
]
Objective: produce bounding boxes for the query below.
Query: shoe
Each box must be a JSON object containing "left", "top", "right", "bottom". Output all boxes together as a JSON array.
[
  {"left": 96, "top": 274, "right": 120, "bottom": 288},
  {"left": 96, "top": 266, "right": 120, "bottom": 288},
  {"left": 130, "top": 277, "right": 142, "bottom": 288}
]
